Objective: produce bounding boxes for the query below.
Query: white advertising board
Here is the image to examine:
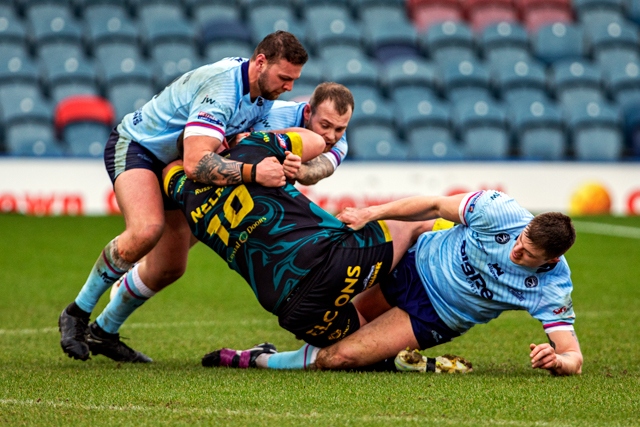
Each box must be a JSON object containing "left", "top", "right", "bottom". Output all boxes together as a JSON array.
[{"left": 1, "top": 159, "right": 638, "bottom": 216}]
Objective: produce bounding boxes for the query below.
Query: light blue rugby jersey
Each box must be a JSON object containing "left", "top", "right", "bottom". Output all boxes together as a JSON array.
[
  {"left": 117, "top": 58, "right": 274, "bottom": 164},
  {"left": 415, "top": 190, "right": 575, "bottom": 334},
  {"left": 252, "top": 100, "right": 348, "bottom": 170}
]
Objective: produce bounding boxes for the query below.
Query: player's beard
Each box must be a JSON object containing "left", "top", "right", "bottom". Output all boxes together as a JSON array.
[{"left": 257, "top": 71, "right": 282, "bottom": 101}]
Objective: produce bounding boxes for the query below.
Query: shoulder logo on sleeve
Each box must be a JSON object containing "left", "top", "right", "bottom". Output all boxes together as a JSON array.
[
  {"left": 197, "top": 111, "right": 223, "bottom": 127},
  {"left": 275, "top": 133, "right": 287, "bottom": 149},
  {"left": 524, "top": 276, "right": 539, "bottom": 288},
  {"left": 495, "top": 233, "right": 510, "bottom": 244},
  {"left": 201, "top": 95, "right": 216, "bottom": 105},
  {"left": 467, "top": 191, "right": 483, "bottom": 213},
  {"left": 553, "top": 305, "right": 568, "bottom": 315}
]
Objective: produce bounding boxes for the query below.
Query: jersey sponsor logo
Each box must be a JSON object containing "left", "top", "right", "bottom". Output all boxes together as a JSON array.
[
  {"left": 201, "top": 95, "right": 216, "bottom": 105},
  {"left": 524, "top": 276, "right": 539, "bottom": 288},
  {"left": 488, "top": 262, "right": 504, "bottom": 280},
  {"left": 460, "top": 240, "right": 494, "bottom": 300},
  {"left": 195, "top": 186, "right": 213, "bottom": 195},
  {"left": 256, "top": 97, "right": 264, "bottom": 107},
  {"left": 490, "top": 191, "right": 501, "bottom": 200},
  {"left": 136, "top": 153, "right": 152, "bottom": 163},
  {"left": 132, "top": 109, "right": 143, "bottom": 125},
  {"left": 361, "top": 262, "right": 383, "bottom": 291},
  {"left": 495, "top": 233, "right": 510, "bottom": 244},
  {"left": 553, "top": 305, "right": 568, "bottom": 315},
  {"left": 197, "top": 111, "right": 223, "bottom": 127},
  {"left": 275, "top": 133, "right": 287, "bottom": 149},
  {"left": 507, "top": 287, "right": 525, "bottom": 301},
  {"left": 226, "top": 216, "right": 266, "bottom": 263}
]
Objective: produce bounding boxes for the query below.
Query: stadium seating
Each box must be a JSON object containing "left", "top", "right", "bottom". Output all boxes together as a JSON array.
[
  {"left": 588, "top": 21, "right": 640, "bottom": 69},
  {"left": 349, "top": 124, "right": 408, "bottom": 160},
  {"left": 247, "top": 5, "right": 306, "bottom": 45},
  {"left": 492, "top": 59, "right": 548, "bottom": 105},
  {"left": 84, "top": 5, "right": 139, "bottom": 52},
  {"left": 453, "top": 98, "right": 510, "bottom": 158},
  {"left": 363, "top": 19, "right": 420, "bottom": 63},
  {"left": 421, "top": 20, "right": 476, "bottom": 66},
  {"left": 409, "top": 0, "right": 464, "bottom": 33},
  {"left": 464, "top": 0, "right": 519, "bottom": 33},
  {"left": 532, "top": 23, "right": 586, "bottom": 65},
  {"left": 439, "top": 59, "right": 493, "bottom": 103},
  {"left": 567, "top": 101, "right": 624, "bottom": 160},
  {"left": 551, "top": 59, "right": 605, "bottom": 112},
  {"left": 573, "top": 0, "right": 626, "bottom": 27},
  {"left": 382, "top": 57, "right": 438, "bottom": 97},
  {"left": 517, "top": 0, "right": 574, "bottom": 32},
  {"left": 305, "top": 12, "right": 362, "bottom": 57},
  {"left": 42, "top": 56, "right": 100, "bottom": 104},
  {"left": 510, "top": 98, "right": 566, "bottom": 159},
  {"left": 54, "top": 95, "right": 114, "bottom": 157},
  {"left": 480, "top": 22, "right": 532, "bottom": 69},
  {"left": 184, "top": 0, "right": 241, "bottom": 26}
]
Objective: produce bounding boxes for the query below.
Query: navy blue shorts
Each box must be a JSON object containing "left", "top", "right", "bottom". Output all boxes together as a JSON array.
[
  {"left": 380, "top": 250, "right": 460, "bottom": 350},
  {"left": 104, "top": 128, "right": 179, "bottom": 210}
]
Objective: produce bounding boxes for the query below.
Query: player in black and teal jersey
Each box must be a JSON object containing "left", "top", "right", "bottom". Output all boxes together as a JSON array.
[{"left": 162, "top": 129, "right": 424, "bottom": 349}]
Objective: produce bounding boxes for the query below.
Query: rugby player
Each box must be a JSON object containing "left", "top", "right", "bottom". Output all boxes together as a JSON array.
[
  {"left": 252, "top": 82, "right": 353, "bottom": 185},
  {"left": 161, "top": 128, "right": 435, "bottom": 361},
  {"left": 210, "top": 191, "right": 583, "bottom": 376},
  {"left": 59, "top": 31, "right": 308, "bottom": 363}
]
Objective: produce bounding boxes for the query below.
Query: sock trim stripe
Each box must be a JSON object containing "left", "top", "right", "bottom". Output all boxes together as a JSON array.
[
  {"left": 102, "top": 250, "right": 125, "bottom": 276},
  {"left": 123, "top": 276, "right": 148, "bottom": 300}
]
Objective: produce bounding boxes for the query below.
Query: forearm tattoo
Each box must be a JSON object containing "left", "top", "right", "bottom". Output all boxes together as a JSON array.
[
  {"left": 298, "top": 156, "right": 335, "bottom": 186},
  {"left": 193, "top": 152, "right": 242, "bottom": 186}
]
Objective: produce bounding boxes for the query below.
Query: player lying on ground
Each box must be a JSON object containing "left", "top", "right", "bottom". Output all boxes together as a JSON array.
[
  {"left": 161, "top": 128, "right": 469, "bottom": 368},
  {"left": 207, "top": 190, "right": 583, "bottom": 376}
]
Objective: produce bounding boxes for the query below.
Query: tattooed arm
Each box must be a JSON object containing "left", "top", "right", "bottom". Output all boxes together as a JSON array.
[
  {"left": 529, "top": 329, "right": 583, "bottom": 376},
  {"left": 182, "top": 135, "right": 285, "bottom": 187},
  {"left": 294, "top": 155, "right": 336, "bottom": 186}
]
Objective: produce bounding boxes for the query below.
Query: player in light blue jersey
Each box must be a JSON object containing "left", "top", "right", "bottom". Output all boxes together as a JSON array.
[
  {"left": 252, "top": 82, "right": 352, "bottom": 185},
  {"left": 59, "top": 31, "right": 309, "bottom": 363},
  {"left": 213, "top": 191, "right": 583, "bottom": 376}
]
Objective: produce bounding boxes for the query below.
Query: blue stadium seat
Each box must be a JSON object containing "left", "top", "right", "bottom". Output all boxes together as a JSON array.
[
  {"left": 303, "top": 3, "right": 352, "bottom": 23},
  {"left": 492, "top": 59, "right": 548, "bottom": 106},
  {"left": 567, "top": 101, "right": 624, "bottom": 160},
  {"left": 396, "top": 96, "right": 461, "bottom": 159},
  {"left": 247, "top": 5, "right": 306, "bottom": 45},
  {"left": 439, "top": 59, "right": 493, "bottom": 103},
  {"left": 573, "top": 0, "right": 625, "bottom": 27},
  {"left": 62, "top": 122, "right": 111, "bottom": 157},
  {"left": 363, "top": 19, "right": 420, "bottom": 64},
  {"left": 359, "top": 2, "right": 408, "bottom": 26},
  {"left": 106, "top": 80, "right": 155, "bottom": 123},
  {"left": 151, "top": 42, "right": 201, "bottom": 88},
  {"left": 204, "top": 41, "right": 253, "bottom": 63},
  {"left": 183, "top": 0, "right": 241, "bottom": 26},
  {"left": 350, "top": 91, "right": 395, "bottom": 128},
  {"left": 42, "top": 56, "right": 99, "bottom": 104},
  {"left": 533, "top": 23, "right": 586, "bottom": 65},
  {"left": 26, "top": 4, "right": 83, "bottom": 47},
  {"left": 94, "top": 40, "right": 145, "bottom": 69},
  {"left": 510, "top": 99, "right": 566, "bottom": 160},
  {"left": 382, "top": 57, "right": 438, "bottom": 97},
  {"left": 0, "top": 6, "right": 27, "bottom": 47},
  {"left": 588, "top": 21, "right": 640, "bottom": 68},
  {"left": 349, "top": 124, "right": 408, "bottom": 160},
  {"left": 84, "top": 5, "right": 139, "bottom": 51},
  {"left": 605, "top": 59, "right": 640, "bottom": 109},
  {"left": 480, "top": 22, "right": 532, "bottom": 69},
  {"left": 136, "top": 2, "right": 186, "bottom": 27},
  {"left": 318, "top": 44, "right": 368, "bottom": 62},
  {"left": 453, "top": 99, "right": 509, "bottom": 159},
  {"left": 305, "top": 13, "right": 362, "bottom": 57},
  {"left": 4, "top": 124, "right": 63, "bottom": 157},
  {"left": 394, "top": 90, "right": 448, "bottom": 135},
  {"left": 550, "top": 59, "right": 605, "bottom": 112},
  {"left": 421, "top": 20, "right": 476, "bottom": 67},
  {"left": 0, "top": 48, "right": 40, "bottom": 85},
  {"left": 324, "top": 55, "right": 381, "bottom": 95},
  {"left": 297, "top": 58, "right": 324, "bottom": 87}
]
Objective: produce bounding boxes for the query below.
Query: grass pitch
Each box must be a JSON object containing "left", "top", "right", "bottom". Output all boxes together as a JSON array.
[{"left": 1, "top": 214, "right": 639, "bottom": 426}]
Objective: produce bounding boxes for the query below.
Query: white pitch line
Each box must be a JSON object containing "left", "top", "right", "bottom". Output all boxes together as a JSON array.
[
  {"left": 0, "top": 399, "right": 562, "bottom": 427},
  {"left": 572, "top": 221, "right": 640, "bottom": 239},
  {"left": 0, "top": 319, "right": 269, "bottom": 336}
]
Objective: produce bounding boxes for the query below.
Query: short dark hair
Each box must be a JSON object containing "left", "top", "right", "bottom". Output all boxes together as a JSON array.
[
  {"left": 309, "top": 82, "right": 354, "bottom": 116},
  {"left": 252, "top": 31, "right": 308, "bottom": 66},
  {"left": 526, "top": 212, "right": 576, "bottom": 259}
]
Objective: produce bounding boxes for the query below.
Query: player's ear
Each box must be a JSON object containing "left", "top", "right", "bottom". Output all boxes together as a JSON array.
[{"left": 303, "top": 104, "right": 311, "bottom": 123}]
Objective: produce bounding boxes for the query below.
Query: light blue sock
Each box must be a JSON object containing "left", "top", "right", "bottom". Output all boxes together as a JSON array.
[
  {"left": 95, "top": 264, "right": 155, "bottom": 334},
  {"left": 266, "top": 343, "right": 320, "bottom": 370},
  {"left": 75, "top": 237, "right": 133, "bottom": 314}
]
